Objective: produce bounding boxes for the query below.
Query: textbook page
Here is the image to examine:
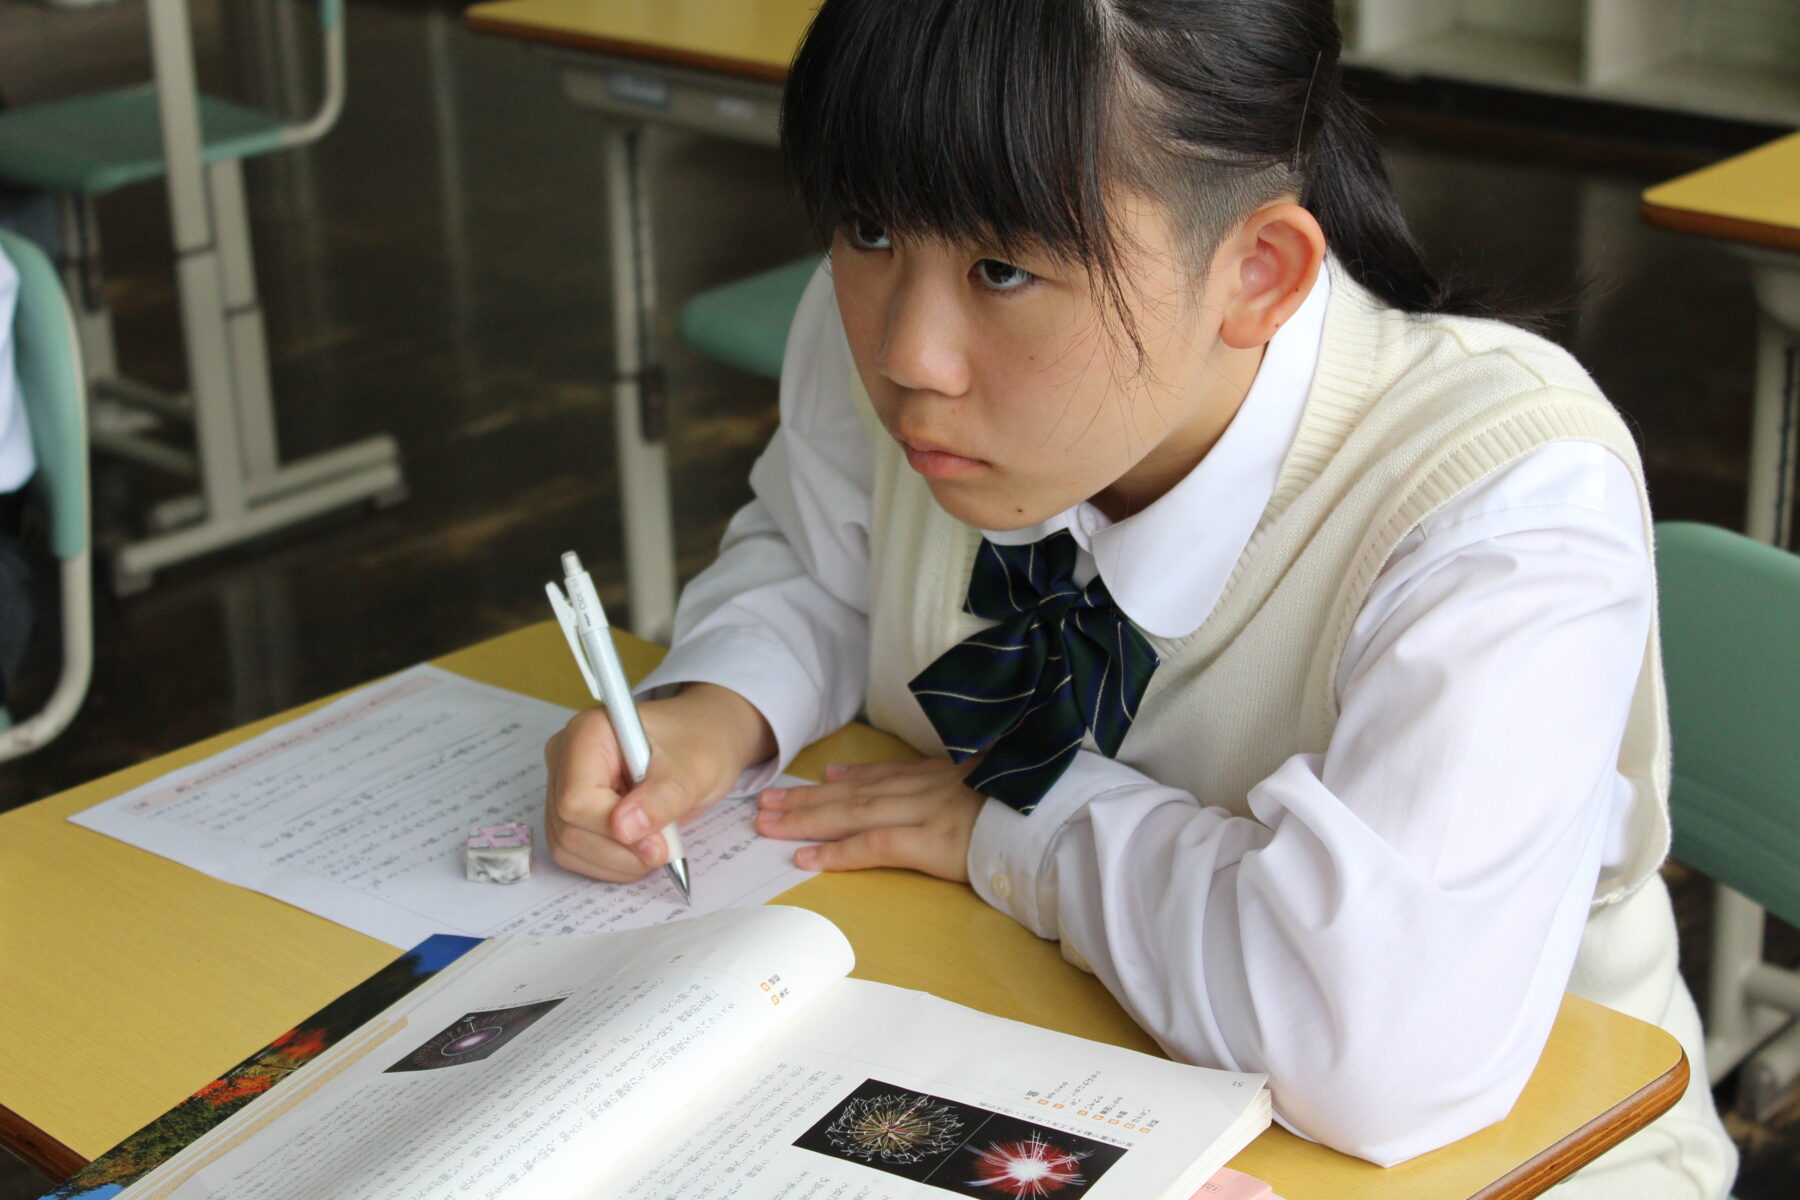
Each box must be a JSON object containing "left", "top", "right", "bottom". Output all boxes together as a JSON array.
[
  {"left": 605, "top": 979, "right": 1271, "bottom": 1200},
  {"left": 123, "top": 907, "right": 855, "bottom": 1200},
  {"left": 71, "top": 665, "right": 819, "bottom": 946}
]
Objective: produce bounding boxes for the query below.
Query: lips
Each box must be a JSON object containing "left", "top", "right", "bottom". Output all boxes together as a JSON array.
[{"left": 896, "top": 434, "right": 985, "bottom": 480}]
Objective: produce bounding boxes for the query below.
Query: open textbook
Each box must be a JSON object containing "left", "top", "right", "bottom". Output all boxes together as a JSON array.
[{"left": 119, "top": 906, "right": 1270, "bottom": 1200}]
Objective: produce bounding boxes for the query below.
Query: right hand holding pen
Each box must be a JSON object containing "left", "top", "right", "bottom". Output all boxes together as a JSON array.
[{"left": 543, "top": 684, "right": 773, "bottom": 882}]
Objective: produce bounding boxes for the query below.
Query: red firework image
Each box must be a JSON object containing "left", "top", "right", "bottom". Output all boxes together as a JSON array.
[{"left": 965, "top": 1132, "right": 1089, "bottom": 1197}]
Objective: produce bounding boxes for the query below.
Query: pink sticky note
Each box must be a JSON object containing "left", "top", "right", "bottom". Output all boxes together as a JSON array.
[{"left": 1192, "top": 1167, "right": 1273, "bottom": 1200}]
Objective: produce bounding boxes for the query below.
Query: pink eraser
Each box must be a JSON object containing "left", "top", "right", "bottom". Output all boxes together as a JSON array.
[
  {"left": 465, "top": 824, "right": 532, "bottom": 884},
  {"left": 1192, "top": 1167, "right": 1273, "bottom": 1200},
  {"left": 466, "top": 823, "right": 531, "bottom": 850}
]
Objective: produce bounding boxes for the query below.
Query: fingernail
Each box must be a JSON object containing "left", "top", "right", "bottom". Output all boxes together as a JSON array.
[
  {"left": 795, "top": 846, "right": 817, "bottom": 868},
  {"left": 617, "top": 807, "right": 650, "bottom": 842},
  {"left": 823, "top": 764, "right": 846, "bottom": 780},
  {"left": 756, "top": 809, "right": 781, "bottom": 831},
  {"left": 759, "top": 788, "right": 787, "bottom": 809},
  {"left": 634, "top": 835, "right": 662, "bottom": 865}
]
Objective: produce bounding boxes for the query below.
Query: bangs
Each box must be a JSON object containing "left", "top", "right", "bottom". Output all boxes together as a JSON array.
[{"left": 780, "top": 0, "right": 1112, "bottom": 267}]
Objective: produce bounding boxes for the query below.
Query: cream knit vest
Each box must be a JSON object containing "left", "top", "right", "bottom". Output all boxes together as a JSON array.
[{"left": 860, "top": 270, "right": 1671, "bottom": 908}]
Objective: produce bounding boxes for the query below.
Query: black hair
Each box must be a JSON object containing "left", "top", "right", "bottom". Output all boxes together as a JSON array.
[{"left": 780, "top": 0, "right": 1535, "bottom": 337}]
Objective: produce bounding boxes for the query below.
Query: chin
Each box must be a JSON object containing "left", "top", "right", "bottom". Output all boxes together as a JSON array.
[{"left": 922, "top": 477, "right": 1060, "bottom": 532}]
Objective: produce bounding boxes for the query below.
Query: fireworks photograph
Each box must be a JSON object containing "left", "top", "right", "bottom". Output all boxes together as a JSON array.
[
  {"left": 385, "top": 998, "right": 565, "bottom": 1073},
  {"left": 941, "top": 1112, "right": 1127, "bottom": 1197},
  {"left": 794, "top": 1080, "right": 1126, "bottom": 1196}
]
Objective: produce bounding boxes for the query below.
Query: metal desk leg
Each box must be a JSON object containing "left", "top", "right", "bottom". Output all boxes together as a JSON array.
[
  {"left": 1715, "top": 246, "right": 1800, "bottom": 1120},
  {"left": 601, "top": 122, "right": 677, "bottom": 640},
  {"left": 1741, "top": 247, "right": 1800, "bottom": 548}
]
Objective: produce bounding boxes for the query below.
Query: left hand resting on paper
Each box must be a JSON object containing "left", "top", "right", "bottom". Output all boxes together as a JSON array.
[{"left": 755, "top": 757, "right": 985, "bottom": 882}]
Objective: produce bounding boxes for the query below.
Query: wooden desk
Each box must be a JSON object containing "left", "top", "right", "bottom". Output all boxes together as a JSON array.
[
  {"left": 465, "top": 0, "right": 813, "bottom": 82},
  {"left": 465, "top": 0, "right": 814, "bottom": 638},
  {"left": 1643, "top": 131, "right": 1800, "bottom": 548},
  {"left": 0, "top": 622, "right": 1685, "bottom": 1199}
]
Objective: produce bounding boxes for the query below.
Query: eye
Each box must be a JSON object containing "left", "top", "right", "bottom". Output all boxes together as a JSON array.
[
  {"left": 975, "top": 258, "right": 1035, "bottom": 292},
  {"left": 844, "top": 216, "right": 892, "bottom": 251}
]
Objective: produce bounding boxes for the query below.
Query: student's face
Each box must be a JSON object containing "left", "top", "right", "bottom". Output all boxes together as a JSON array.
[{"left": 831, "top": 195, "right": 1267, "bottom": 529}]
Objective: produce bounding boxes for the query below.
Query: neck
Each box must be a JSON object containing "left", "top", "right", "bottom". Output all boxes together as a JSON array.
[{"left": 1090, "top": 340, "right": 1266, "bottom": 522}]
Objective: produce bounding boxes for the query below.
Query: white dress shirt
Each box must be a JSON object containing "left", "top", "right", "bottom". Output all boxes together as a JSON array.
[
  {"left": 0, "top": 248, "right": 33, "bottom": 493},
  {"left": 638, "top": 261, "right": 1652, "bottom": 1163}
]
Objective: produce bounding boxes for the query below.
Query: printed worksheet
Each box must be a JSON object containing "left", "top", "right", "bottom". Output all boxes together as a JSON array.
[{"left": 71, "top": 665, "right": 819, "bottom": 947}]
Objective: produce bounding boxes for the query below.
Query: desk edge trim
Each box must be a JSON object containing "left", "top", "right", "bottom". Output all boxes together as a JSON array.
[
  {"left": 1640, "top": 201, "right": 1800, "bottom": 254},
  {"left": 464, "top": 16, "right": 790, "bottom": 85},
  {"left": 0, "top": 1100, "right": 88, "bottom": 1184},
  {"left": 1470, "top": 1049, "right": 1691, "bottom": 1200}
]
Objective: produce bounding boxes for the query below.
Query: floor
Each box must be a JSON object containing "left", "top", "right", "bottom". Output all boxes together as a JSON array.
[{"left": 0, "top": 0, "right": 1796, "bottom": 1195}]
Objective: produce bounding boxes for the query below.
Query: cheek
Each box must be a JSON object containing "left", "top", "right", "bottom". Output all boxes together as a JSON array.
[
  {"left": 831, "top": 264, "right": 884, "bottom": 365},
  {"left": 986, "top": 335, "right": 1129, "bottom": 470}
]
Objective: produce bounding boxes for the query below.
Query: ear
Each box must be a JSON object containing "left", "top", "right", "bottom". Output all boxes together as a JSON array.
[{"left": 1214, "top": 203, "right": 1327, "bottom": 351}]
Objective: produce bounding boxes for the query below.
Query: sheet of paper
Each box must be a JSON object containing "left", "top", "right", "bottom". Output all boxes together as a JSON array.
[
  {"left": 602, "top": 980, "right": 1270, "bottom": 1200},
  {"left": 125, "top": 908, "right": 857, "bottom": 1200},
  {"left": 71, "top": 665, "right": 820, "bottom": 947}
]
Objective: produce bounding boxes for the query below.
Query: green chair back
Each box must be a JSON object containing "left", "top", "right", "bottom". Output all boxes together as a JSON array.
[
  {"left": 0, "top": 230, "right": 87, "bottom": 559},
  {"left": 679, "top": 257, "right": 821, "bottom": 382},
  {"left": 1656, "top": 521, "right": 1800, "bottom": 928},
  {"left": 0, "top": 0, "right": 344, "bottom": 196}
]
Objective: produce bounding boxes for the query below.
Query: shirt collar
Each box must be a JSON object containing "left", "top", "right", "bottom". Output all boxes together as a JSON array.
[{"left": 981, "top": 259, "right": 1332, "bottom": 639}]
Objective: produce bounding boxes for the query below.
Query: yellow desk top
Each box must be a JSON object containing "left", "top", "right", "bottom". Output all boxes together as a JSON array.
[
  {"left": 1642, "top": 130, "right": 1800, "bottom": 254},
  {"left": 0, "top": 622, "right": 1684, "bottom": 1199},
  {"left": 464, "top": 0, "right": 817, "bottom": 83}
]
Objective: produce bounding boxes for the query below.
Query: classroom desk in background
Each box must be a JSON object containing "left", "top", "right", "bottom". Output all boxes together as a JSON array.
[
  {"left": 0, "top": 622, "right": 1686, "bottom": 1200},
  {"left": 1643, "top": 130, "right": 1800, "bottom": 549},
  {"left": 463, "top": 0, "right": 815, "bottom": 639}
]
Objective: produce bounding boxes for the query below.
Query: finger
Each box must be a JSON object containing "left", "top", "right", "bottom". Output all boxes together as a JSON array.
[
  {"left": 611, "top": 774, "right": 695, "bottom": 847},
  {"left": 551, "top": 709, "right": 629, "bottom": 829},
  {"left": 546, "top": 805, "right": 657, "bottom": 882},
  {"left": 763, "top": 764, "right": 948, "bottom": 812},
  {"left": 762, "top": 775, "right": 912, "bottom": 811},
  {"left": 820, "top": 758, "right": 941, "bottom": 783},
  {"left": 756, "top": 791, "right": 934, "bottom": 842},
  {"left": 795, "top": 826, "right": 917, "bottom": 873},
  {"left": 543, "top": 730, "right": 564, "bottom": 807}
]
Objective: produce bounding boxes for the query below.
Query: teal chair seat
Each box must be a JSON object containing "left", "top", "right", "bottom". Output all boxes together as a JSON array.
[
  {"left": 679, "top": 256, "right": 821, "bottom": 382},
  {"left": 0, "top": 84, "right": 288, "bottom": 196}
]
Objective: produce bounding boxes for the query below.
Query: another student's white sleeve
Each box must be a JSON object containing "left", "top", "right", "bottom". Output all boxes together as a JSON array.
[
  {"left": 0, "top": 249, "right": 33, "bottom": 493},
  {"left": 637, "top": 264, "right": 873, "bottom": 792},
  {"left": 966, "top": 446, "right": 1650, "bottom": 1166}
]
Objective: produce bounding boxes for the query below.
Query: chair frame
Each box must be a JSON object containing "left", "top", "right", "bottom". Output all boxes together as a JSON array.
[
  {"left": 40, "top": 0, "right": 403, "bottom": 593},
  {"left": 0, "top": 230, "right": 92, "bottom": 763}
]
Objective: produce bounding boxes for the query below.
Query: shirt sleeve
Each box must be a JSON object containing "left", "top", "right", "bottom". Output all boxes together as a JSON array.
[
  {"left": 635, "top": 263, "right": 875, "bottom": 792},
  {"left": 965, "top": 441, "right": 1652, "bottom": 1165},
  {"left": 0, "top": 249, "right": 33, "bottom": 494}
]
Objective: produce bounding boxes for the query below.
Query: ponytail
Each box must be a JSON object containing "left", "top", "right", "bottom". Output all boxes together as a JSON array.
[{"left": 1302, "top": 85, "right": 1559, "bottom": 324}]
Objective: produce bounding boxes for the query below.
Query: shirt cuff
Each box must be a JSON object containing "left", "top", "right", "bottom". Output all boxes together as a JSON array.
[
  {"left": 967, "top": 752, "right": 1161, "bottom": 940},
  {"left": 635, "top": 627, "right": 829, "bottom": 795}
]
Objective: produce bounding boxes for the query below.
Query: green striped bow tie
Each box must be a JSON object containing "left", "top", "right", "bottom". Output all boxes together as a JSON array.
[{"left": 907, "top": 531, "right": 1160, "bottom": 813}]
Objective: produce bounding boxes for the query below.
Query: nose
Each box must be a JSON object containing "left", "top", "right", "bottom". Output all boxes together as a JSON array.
[{"left": 876, "top": 271, "right": 971, "bottom": 397}]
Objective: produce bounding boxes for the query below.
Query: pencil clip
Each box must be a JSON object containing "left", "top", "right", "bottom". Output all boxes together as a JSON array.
[{"left": 545, "top": 581, "right": 603, "bottom": 701}]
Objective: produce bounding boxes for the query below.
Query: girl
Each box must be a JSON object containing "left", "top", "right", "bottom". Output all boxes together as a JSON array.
[{"left": 542, "top": 1, "right": 1733, "bottom": 1192}]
